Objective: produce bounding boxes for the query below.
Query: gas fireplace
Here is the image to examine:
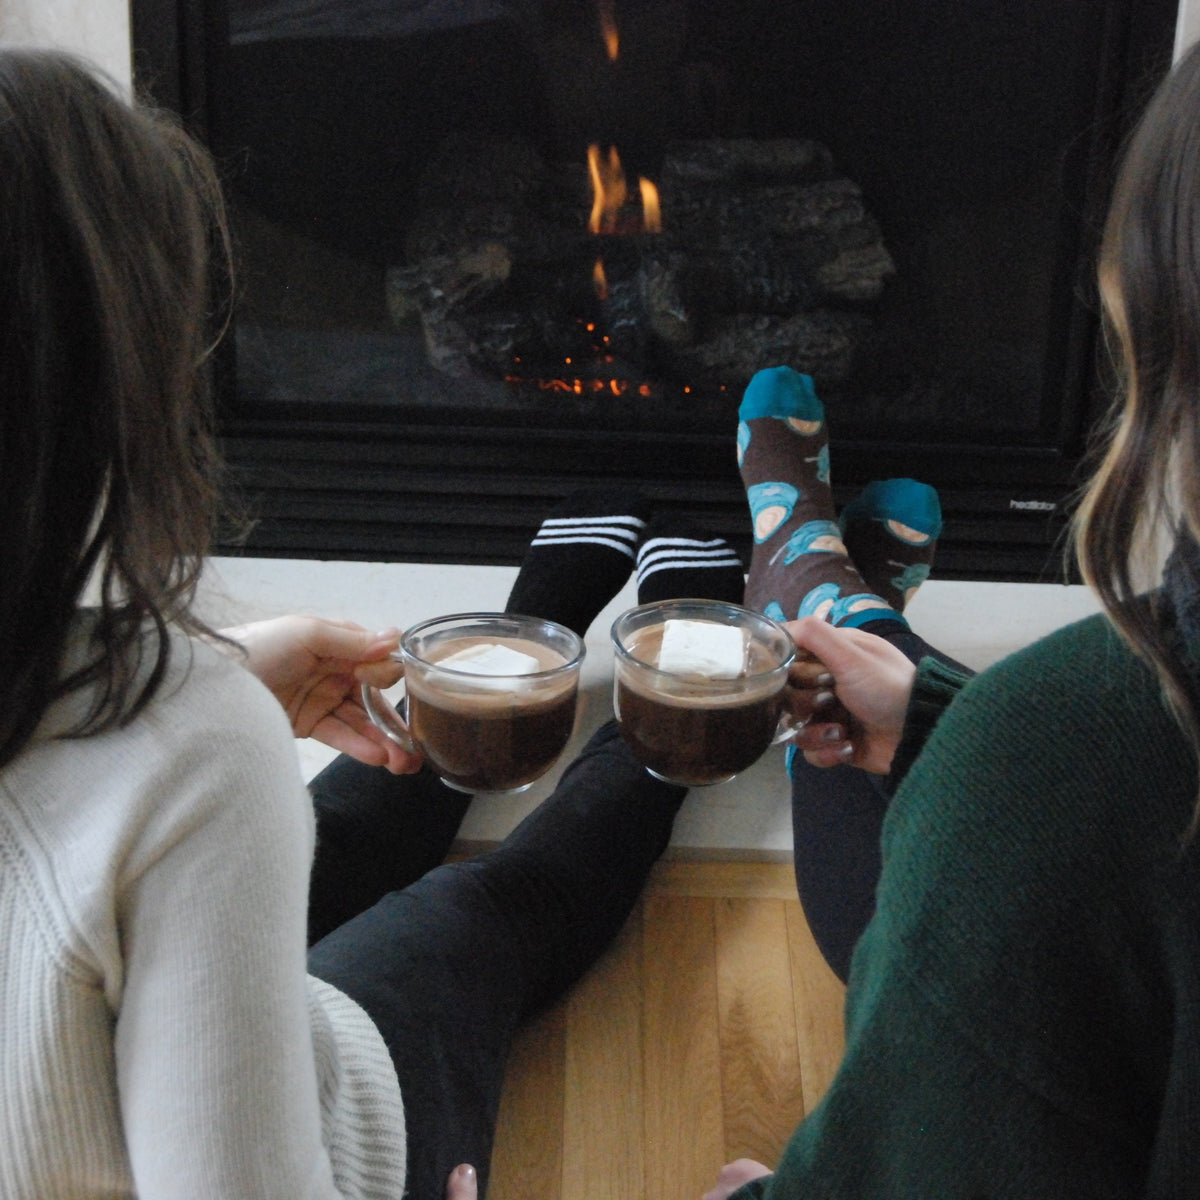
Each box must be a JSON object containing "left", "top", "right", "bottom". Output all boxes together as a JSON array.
[{"left": 131, "top": 0, "right": 1178, "bottom": 578}]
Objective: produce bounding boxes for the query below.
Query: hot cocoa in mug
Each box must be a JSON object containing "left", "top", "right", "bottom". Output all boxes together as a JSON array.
[
  {"left": 363, "top": 614, "right": 585, "bottom": 794},
  {"left": 611, "top": 600, "right": 797, "bottom": 787}
]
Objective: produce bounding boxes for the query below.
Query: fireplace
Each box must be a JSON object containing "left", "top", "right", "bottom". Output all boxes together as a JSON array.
[{"left": 131, "top": 0, "right": 1178, "bottom": 578}]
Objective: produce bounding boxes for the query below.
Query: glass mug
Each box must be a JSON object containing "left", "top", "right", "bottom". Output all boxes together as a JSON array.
[
  {"left": 361, "top": 612, "right": 585, "bottom": 794},
  {"left": 610, "top": 599, "right": 798, "bottom": 787}
]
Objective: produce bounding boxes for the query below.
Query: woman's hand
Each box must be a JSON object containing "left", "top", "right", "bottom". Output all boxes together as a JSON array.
[
  {"left": 701, "top": 1158, "right": 772, "bottom": 1200},
  {"left": 782, "top": 616, "right": 917, "bottom": 775},
  {"left": 219, "top": 616, "right": 424, "bottom": 774}
]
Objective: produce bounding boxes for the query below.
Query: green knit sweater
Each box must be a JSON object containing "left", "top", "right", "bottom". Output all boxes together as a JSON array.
[{"left": 736, "top": 612, "right": 1200, "bottom": 1198}]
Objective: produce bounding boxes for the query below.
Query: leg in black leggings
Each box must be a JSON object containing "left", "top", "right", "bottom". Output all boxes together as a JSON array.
[
  {"left": 790, "top": 623, "right": 972, "bottom": 982},
  {"left": 306, "top": 721, "right": 686, "bottom": 1200},
  {"left": 304, "top": 487, "right": 658, "bottom": 949},
  {"left": 306, "top": 754, "right": 473, "bottom": 945},
  {"left": 733, "top": 368, "right": 969, "bottom": 981}
]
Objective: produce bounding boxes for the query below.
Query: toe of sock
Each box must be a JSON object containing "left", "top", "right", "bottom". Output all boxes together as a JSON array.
[
  {"left": 839, "top": 478, "right": 942, "bottom": 540},
  {"left": 738, "top": 365, "right": 824, "bottom": 424}
]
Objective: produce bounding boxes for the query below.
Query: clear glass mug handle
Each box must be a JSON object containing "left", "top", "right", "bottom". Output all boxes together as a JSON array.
[
  {"left": 360, "top": 662, "right": 419, "bottom": 754},
  {"left": 771, "top": 688, "right": 803, "bottom": 745}
]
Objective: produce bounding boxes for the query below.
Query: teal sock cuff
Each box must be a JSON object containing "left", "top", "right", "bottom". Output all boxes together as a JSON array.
[{"left": 835, "top": 606, "right": 908, "bottom": 631}]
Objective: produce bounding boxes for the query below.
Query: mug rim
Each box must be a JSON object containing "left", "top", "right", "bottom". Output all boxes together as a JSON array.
[
  {"left": 609, "top": 597, "right": 796, "bottom": 681},
  {"left": 400, "top": 610, "right": 586, "bottom": 680}
]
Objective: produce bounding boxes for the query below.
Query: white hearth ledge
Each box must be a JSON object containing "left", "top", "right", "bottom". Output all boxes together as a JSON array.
[{"left": 197, "top": 557, "right": 1101, "bottom": 861}]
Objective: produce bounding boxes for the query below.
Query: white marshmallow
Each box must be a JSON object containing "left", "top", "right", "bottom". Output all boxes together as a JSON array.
[
  {"left": 438, "top": 641, "right": 542, "bottom": 677},
  {"left": 657, "top": 619, "right": 747, "bottom": 678}
]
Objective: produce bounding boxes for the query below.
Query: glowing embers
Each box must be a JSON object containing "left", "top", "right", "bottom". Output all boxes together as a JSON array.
[{"left": 504, "top": 317, "right": 655, "bottom": 398}]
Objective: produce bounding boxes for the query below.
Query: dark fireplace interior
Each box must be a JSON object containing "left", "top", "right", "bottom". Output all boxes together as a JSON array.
[{"left": 132, "top": 0, "right": 1178, "bottom": 578}]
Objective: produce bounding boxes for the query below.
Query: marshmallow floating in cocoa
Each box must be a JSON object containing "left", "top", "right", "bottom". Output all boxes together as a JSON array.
[
  {"left": 657, "top": 619, "right": 747, "bottom": 678},
  {"left": 439, "top": 642, "right": 541, "bottom": 677}
]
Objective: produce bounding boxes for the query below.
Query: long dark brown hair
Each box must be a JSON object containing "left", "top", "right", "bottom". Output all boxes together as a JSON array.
[
  {"left": 0, "top": 49, "right": 233, "bottom": 770},
  {"left": 1074, "top": 40, "right": 1200, "bottom": 806}
]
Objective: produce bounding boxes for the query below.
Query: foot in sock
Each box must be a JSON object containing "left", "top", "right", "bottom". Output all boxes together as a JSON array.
[
  {"left": 506, "top": 489, "right": 650, "bottom": 637},
  {"left": 636, "top": 517, "right": 745, "bottom": 606},
  {"left": 737, "top": 365, "right": 904, "bottom": 629},
  {"left": 839, "top": 478, "right": 942, "bottom": 613}
]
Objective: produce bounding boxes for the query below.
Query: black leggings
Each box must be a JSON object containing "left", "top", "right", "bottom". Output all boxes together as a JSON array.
[
  {"left": 790, "top": 624, "right": 972, "bottom": 982},
  {"left": 305, "top": 722, "right": 685, "bottom": 1200}
]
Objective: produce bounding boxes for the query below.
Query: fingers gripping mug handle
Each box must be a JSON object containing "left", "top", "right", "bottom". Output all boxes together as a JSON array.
[{"left": 361, "top": 675, "right": 419, "bottom": 754}]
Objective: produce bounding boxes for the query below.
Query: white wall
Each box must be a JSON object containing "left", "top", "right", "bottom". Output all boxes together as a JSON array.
[
  {"left": 1179, "top": 0, "right": 1200, "bottom": 56},
  {"left": 0, "top": 0, "right": 130, "bottom": 86}
]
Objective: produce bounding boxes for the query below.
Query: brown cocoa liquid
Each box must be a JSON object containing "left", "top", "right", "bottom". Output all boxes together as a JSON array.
[
  {"left": 407, "top": 635, "right": 577, "bottom": 792},
  {"left": 615, "top": 625, "right": 784, "bottom": 786}
]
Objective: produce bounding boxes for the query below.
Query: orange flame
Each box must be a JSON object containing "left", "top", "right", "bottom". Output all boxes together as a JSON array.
[
  {"left": 639, "top": 177, "right": 661, "bottom": 233},
  {"left": 588, "top": 144, "right": 627, "bottom": 234},
  {"left": 588, "top": 144, "right": 662, "bottom": 235},
  {"left": 593, "top": 258, "right": 609, "bottom": 300},
  {"left": 598, "top": 0, "right": 618, "bottom": 60}
]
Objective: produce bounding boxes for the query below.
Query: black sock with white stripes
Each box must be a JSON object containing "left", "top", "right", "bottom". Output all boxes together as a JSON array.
[
  {"left": 505, "top": 489, "right": 651, "bottom": 637},
  {"left": 635, "top": 516, "right": 746, "bottom": 605}
]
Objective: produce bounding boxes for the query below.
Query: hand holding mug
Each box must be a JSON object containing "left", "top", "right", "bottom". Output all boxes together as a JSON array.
[
  {"left": 783, "top": 616, "right": 917, "bottom": 774},
  {"left": 221, "top": 616, "right": 423, "bottom": 774}
]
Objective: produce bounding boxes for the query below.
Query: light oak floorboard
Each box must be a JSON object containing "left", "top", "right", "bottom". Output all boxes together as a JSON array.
[
  {"left": 714, "top": 898, "right": 806, "bottom": 1167},
  {"left": 563, "top": 906, "right": 647, "bottom": 1200},
  {"left": 489, "top": 861, "right": 847, "bottom": 1200}
]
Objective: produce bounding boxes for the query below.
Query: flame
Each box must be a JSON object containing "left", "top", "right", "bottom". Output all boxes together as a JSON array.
[
  {"left": 598, "top": 0, "right": 619, "bottom": 60},
  {"left": 588, "top": 144, "right": 627, "bottom": 234},
  {"left": 593, "top": 258, "right": 609, "bottom": 300},
  {"left": 639, "top": 177, "right": 661, "bottom": 233},
  {"left": 588, "top": 144, "right": 663, "bottom": 235}
]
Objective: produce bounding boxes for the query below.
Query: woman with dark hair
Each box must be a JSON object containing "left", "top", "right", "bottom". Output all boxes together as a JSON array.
[
  {"left": 0, "top": 46, "right": 757, "bottom": 1199},
  {"left": 703, "top": 38, "right": 1200, "bottom": 1200}
]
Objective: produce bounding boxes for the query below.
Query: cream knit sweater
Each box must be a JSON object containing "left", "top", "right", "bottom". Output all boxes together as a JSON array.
[{"left": 0, "top": 623, "right": 406, "bottom": 1198}]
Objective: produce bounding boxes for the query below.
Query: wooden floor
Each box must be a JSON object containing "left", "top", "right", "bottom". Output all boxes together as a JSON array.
[{"left": 488, "top": 860, "right": 846, "bottom": 1200}]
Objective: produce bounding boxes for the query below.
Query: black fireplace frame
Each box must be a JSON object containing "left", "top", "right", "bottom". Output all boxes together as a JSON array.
[{"left": 130, "top": 0, "right": 1178, "bottom": 580}]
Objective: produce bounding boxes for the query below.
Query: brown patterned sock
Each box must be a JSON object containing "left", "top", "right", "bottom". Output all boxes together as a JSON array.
[
  {"left": 839, "top": 479, "right": 942, "bottom": 613},
  {"left": 737, "top": 366, "right": 905, "bottom": 629}
]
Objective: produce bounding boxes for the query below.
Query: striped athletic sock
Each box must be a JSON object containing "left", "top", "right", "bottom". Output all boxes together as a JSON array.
[
  {"left": 636, "top": 517, "right": 746, "bottom": 605},
  {"left": 506, "top": 489, "right": 650, "bottom": 636}
]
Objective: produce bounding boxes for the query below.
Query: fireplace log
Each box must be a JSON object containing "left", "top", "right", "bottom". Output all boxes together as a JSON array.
[
  {"left": 664, "top": 180, "right": 893, "bottom": 305},
  {"left": 641, "top": 251, "right": 693, "bottom": 347},
  {"left": 669, "top": 310, "right": 873, "bottom": 388},
  {"left": 387, "top": 132, "right": 892, "bottom": 393}
]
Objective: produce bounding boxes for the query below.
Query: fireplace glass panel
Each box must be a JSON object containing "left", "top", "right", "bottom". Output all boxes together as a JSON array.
[
  {"left": 132, "top": 0, "right": 1178, "bottom": 573},
  {"left": 218, "top": 0, "right": 1113, "bottom": 439}
]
